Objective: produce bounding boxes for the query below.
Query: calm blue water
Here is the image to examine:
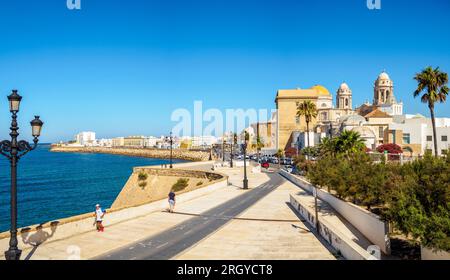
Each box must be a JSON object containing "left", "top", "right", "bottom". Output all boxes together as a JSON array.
[{"left": 0, "top": 145, "right": 183, "bottom": 232}]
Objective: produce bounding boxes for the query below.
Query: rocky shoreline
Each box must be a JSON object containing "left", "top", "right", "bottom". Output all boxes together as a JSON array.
[{"left": 50, "top": 145, "right": 211, "bottom": 162}]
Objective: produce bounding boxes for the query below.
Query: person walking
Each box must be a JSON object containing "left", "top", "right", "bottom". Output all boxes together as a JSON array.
[
  {"left": 168, "top": 191, "right": 176, "bottom": 213},
  {"left": 94, "top": 204, "right": 106, "bottom": 232}
]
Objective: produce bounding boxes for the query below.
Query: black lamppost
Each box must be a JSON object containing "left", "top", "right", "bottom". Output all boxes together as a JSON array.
[
  {"left": 169, "top": 132, "right": 173, "bottom": 168},
  {"left": 230, "top": 133, "right": 237, "bottom": 168},
  {"left": 242, "top": 131, "right": 249, "bottom": 190},
  {"left": 1, "top": 90, "right": 43, "bottom": 261},
  {"left": 222, "top": 138, "right": 226, "bottom": 164}
]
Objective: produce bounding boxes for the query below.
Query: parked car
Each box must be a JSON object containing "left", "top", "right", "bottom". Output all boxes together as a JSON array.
[
  {"left": 261, "top": 162, "right": 270, "bottom": 169},
  {"left": 284, "top": 165, "right": 293, "bottom": 173}
]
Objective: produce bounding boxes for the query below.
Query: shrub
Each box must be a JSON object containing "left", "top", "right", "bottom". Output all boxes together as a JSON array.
[
  {"left": 138, "top": 181, "right": 147, "bottom": 188},
  {"left": 376, "top": 143, "right": 403, "bottom": 160},
  {"left": 138, "top": 172, "right": 148, "bottom": 181},
  {"left": 196, "top": 181, "right": 203, "bottom": 186},
  {"left": 172, "top": 178, "right": 190, "bottom": 192},
  {"left": 301, "top": 146, "right": 320, "bottom": 158},
  {"left": 285, "top": 147, "right": 298, "bottom": 158}
]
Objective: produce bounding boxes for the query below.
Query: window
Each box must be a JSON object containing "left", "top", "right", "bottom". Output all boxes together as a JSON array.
[
  {"left": 442, "top": 135, "right": 448, "bottom": 142},
  {"left": 403, "top": 133, "right": 411, "bottom": 144},
  {"left": 321, "top": 112, "right": 328, "bottom": 120},
  {"left": 345, "top": 98, "right": 349, "bottom": 107},
  {"left": 321, "top": 103, "right": 327, "bottom": 108},
  {"left": 295, "top": 116, "right": 300, "bottom": 124},
  {"left": 427, "top": 135, "right": 432, "bottom": 141},
  {"left": 378, "top": 127, "right": 384, "bottom": 138}
]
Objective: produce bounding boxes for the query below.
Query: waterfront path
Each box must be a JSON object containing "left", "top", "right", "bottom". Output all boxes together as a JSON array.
[
  {"left": 174, "top": 178, "right": 337, "bottom": 260},
  {"left": 4, "top": 163, "right": 335, "bottom": 260}
]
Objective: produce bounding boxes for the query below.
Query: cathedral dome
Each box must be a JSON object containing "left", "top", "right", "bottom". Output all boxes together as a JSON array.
[
  {"left": 311, "top": 85, "right": 330, "bottom": 96},
  {"left": 378, "top": 71, "right": 390, "bottom": 80},
  {"left": 339, "top": 82, "right": 349, "bottom": 90}
]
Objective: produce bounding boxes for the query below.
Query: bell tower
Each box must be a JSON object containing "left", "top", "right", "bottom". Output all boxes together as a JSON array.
[
  {"left": 374, "top": 71, "right": 394, "bottom": 105},
  {"left": 336, "top": 82, "right": 352, "bottom": 109}
]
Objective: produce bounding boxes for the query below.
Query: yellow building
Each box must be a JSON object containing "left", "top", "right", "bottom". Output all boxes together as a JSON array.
[{"left": 275, "top": 85, "right": 332, "bottom": 150}]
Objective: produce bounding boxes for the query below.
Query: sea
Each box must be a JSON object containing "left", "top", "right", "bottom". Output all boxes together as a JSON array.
[{"left": 0, "top": 144, "right": 183, "bottom": 232}]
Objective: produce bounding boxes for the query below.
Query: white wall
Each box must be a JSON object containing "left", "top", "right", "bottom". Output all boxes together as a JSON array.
[
  {"left": 290, "top": 195, "right": 377, "bottom": 260},
  {"left": 281, "top": 170, "right": 390, "bottom": 254}
]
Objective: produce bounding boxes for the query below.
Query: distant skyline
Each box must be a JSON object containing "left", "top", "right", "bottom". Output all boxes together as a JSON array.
[{"left": 1, "top": 0, "right": 449, "bottom": 143}]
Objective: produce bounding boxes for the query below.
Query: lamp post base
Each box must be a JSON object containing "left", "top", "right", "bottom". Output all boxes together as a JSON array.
[
  {"left": 4, "top": 248, "right": 21, "bottom": 260},
  {"left": 243, "top": 178, "right": 248, "bottom": 190}
]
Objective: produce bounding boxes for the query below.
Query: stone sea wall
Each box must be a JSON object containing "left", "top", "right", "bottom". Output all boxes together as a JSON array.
[
  {"left": 111, "top": 168, "right": 226, "bottom": 209},
  {"left": 50, "top": 145, "right": 210, "bottom": 162}
]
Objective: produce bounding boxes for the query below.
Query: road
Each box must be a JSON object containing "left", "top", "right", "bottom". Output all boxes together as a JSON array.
[{"left": 96, "top": 171, "right": 285, "bottom": 260}]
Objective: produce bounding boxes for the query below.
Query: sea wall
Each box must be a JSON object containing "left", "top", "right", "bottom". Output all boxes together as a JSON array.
[
  {"left": 111, "top": 167, "right": 226, "bottom": 209},
  {"left": 50, "top": 146, "right": 210, "bottom": 162}
]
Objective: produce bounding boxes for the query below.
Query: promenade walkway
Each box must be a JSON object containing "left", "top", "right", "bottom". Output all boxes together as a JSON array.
[
  {"left": 174, "top": 179, "right": 336, "bottom": 260},
  {"left": 1, "top": 162, "right": 336, "bottom": 260},
  {"left": 7, "top": 165, "right": 269, "bottom": 260}
]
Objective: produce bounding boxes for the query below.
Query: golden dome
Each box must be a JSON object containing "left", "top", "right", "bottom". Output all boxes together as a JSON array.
[{"left": 311, "top": 85, "right": 331, "bottom": 96}]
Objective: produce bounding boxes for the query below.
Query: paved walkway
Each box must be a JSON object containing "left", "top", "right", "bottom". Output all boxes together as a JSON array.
[
  {"left": 175, "top": 179, "right": 336, "bottom": 260},
  {"left": 5, "top": 163, "right": 336, "bottom": 260},
  {"left": 13, "top": 166, "right": 271, "bottom": 260}
]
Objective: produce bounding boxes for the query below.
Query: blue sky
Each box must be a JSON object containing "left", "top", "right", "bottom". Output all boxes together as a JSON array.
[{"left": 0, "top": 0, "right": 449, "bottom": 142}]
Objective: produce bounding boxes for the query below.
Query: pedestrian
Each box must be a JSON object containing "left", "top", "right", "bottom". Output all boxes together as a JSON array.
[
  {"left": 168, "top": 191, "right": 176, "bottom": 213},
  {"left": 94, "top": 204, "right": 106, "bottom": 232}
]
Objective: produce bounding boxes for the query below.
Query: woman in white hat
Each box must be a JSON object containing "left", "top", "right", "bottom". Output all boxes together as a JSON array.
[{"left": 94, "top": 204, "right": 106, "bottom": 232}]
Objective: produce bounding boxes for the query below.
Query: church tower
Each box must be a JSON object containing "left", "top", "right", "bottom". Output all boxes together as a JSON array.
[
  {"left": 373, "top": 71, "right": 394, "bottom": 105},
  {"left": 336, "top": 82, "right": 352, "bottom": 109}
]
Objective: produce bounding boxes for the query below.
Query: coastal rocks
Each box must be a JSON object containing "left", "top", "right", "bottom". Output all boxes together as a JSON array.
[{"left": 50, "top": 146, "right": 210, "bottom": 162}]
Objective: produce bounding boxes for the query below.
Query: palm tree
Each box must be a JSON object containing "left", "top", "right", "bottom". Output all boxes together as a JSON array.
[
  {"left": 276, "top": 149, "right": 284, "bottom": 168},
  {"left": 318, "top": 137, "right": 337, "bottom": 157},
  {"left": 297, "top": 100, "right": 317, "bottom": 148},
  {"left": 335, "top": 130, "right": 366, "bottom": 156},
  {"left": 413, "top": 66, "right": 449, "bottom": 156}
]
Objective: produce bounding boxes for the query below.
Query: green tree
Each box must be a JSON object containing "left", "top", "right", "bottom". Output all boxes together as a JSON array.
[
  {"left": 318, "top": 137, "right": 338, "bottom": 157},
  {"left": 334, "top": 130, "right": 366, "bottom": 157},
  {"left": 296, "top": 100, "right": 317, "bottom": 148},
  {"left": 384, "top": 152, "right": 450, "bottom": 251},
  {"left": 413, "top": 66, "right": 449, "bottom": 156}
]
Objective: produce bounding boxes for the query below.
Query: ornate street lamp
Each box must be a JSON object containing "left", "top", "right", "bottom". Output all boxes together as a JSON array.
[
  {"left": 230, "top": 133, "right": 237, "bottom": 168},
  {"left": 1, "top": 90, "right": 43, "bottom": 260},
  {"left": 242, "top": 131, "right": 249, "bottom": 190},
  {"left": 222, "top": 138, "right": 226, "bottom": 164},
  {"left": 169, "top": 132, "right": 173, "bottom": 168}
]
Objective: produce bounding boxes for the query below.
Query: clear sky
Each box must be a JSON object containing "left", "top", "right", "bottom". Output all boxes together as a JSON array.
[{"left": 0, "top": 0, "right": 449, "bottom": 143}]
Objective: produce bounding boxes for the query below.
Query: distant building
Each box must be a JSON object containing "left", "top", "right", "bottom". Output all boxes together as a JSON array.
[
  {"left": 75, "top": 131, "right": 96, "bottom": 146},
  {"left": 96, "top": 138, "right": 112, "bottom": 147},
  {"left": 112, "top": 137, "right": 124, "bottom": 147}
]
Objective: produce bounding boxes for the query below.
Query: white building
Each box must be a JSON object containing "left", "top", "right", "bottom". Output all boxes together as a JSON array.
[
  {"left": 96, "top": 138, "right": 112, "bottom": 147},
  {"left": 75, "top": 131, "right": 96, "bottom": 146},
  {"left": 143, "top": 136, "right": 159, "bottom": 148},
  {"left": 389, "top": 114, "right": 450, "bottom": 156}
]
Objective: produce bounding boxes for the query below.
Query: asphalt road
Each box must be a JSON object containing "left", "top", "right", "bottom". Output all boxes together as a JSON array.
[{"left": 96, "top": 171, "right": 285, "bottom": 260}]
